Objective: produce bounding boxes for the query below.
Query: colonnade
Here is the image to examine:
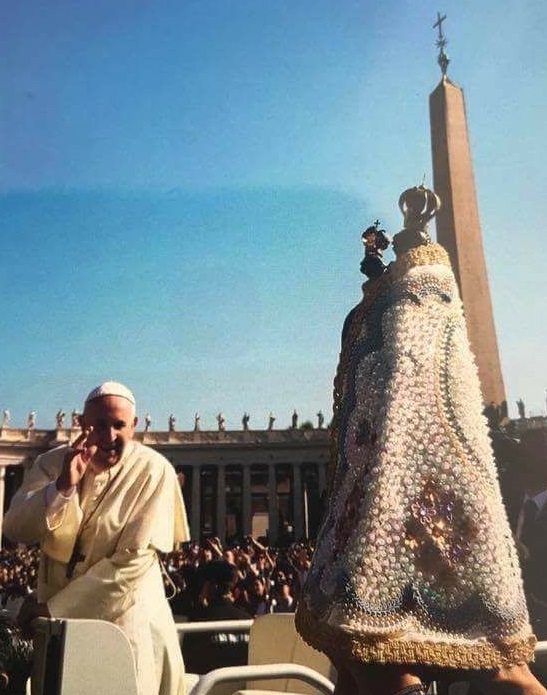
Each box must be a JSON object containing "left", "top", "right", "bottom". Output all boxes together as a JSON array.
[
  {"left": 184, "top": 460, "right": 327, "bottom": 544},
  {"left": 0, "top": 428, "right": 332, "bottom": 547},
  {"left": 0, "top": 457, "right": 26, "bottom": 544}
]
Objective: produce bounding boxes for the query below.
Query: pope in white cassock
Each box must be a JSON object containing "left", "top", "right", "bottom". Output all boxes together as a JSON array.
[{"left": 3, "top": 381, "right": 190, "bottom": 695}]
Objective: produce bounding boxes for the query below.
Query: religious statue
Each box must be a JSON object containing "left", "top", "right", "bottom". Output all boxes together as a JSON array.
[
  {"left": 27, "top": 411, "right": 36, "bottom": 430},
  {"left": 295, "top": 184, "right": 541, "bottom": 688},
  {"left": 360, "top": 220, "right": 391, "bottom": 279},
  {"left": 267, "top": 412, "right": 275, "bottom": 431},
  {"left": 168, "top": 413, "right": 176, "bottom": 432},
  {"left": 516, "top": 399, "right": 526, "bottom": 420},
  {"left": 194, "top": 413, "right": 200, "bottom": 432},
  {"left": 316, "top": 410, "right": 325, "bottom": 429},
  {"left": 1, "top": 409, "right": 10, "bottom": 428},
  {"left": 216, "top": 413, "right": 225, "bottom": 432},
  {"left": 292, "top": 409, "right": 298, "bottom": 429},
  {"left": 242, "top": 412, "right": 250, "bottom": 431},
  {"left": 55, "top": 409, "right": 65, "bottom": 428},
  {"left": 144, "top": 413, "right": 152, "bottom": 432},
  {"left": 71, "top": 409, "right": 81, "bottom": 429}
]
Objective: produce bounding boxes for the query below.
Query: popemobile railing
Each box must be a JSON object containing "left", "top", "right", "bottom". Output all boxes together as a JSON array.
[{"left": 27, "top": 617, "right": 547, "bottom": 695}]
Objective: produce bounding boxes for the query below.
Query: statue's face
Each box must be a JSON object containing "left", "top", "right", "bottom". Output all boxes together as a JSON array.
[{"left": 363, "top": 232, "right": 376, "bottom": 248}]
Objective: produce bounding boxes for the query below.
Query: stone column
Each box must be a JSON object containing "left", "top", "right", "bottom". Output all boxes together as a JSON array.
[
  {"left": 0, "top": 466, "right": 5, "bottom": 548},
  {"left": 216, "top": 465, "right": 226, "bottom": 543},
  {"left": 292, "top": 462, "right": 304, "bottom": 540},
  {"left": 268, "top": 463, "right": 279, "bottom": 544},
  {"left": 318, "top": 462, "right": 327, "bottom": 496},
  {"left": 242, "top": 464, "right": 252, "bottom": 537},
  {"left": 429, "top": 78, "right": 506, "bottom": 408},
  {"left": 191, "top": 464, "right": 201, "bottom": 541}
]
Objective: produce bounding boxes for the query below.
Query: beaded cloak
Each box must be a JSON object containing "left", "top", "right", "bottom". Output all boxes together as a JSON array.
[{"left": 295, "top": 243, "right": 535, "bottom": 669}]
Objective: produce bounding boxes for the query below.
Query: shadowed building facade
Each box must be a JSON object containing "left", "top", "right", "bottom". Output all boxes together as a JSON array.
[
  {"left": 429, "top": 14, "right": 506, "bottom": 411},
  {"left": 0, "top": 426, "right": 329, "bottom": 546}
]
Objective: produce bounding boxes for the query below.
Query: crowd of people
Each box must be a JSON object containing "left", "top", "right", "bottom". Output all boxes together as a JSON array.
[
  {"left": 0, "top": 546, "right": 38, "bottom": 610},
  {"left": 162, "top": 535, "right": 311, "bottom": 618},
  {"left": 0, "top": 535, "right": 311, "bottom": 619},
  {"left": 0, "top": 533, "right": 312, "bottom": 687}
]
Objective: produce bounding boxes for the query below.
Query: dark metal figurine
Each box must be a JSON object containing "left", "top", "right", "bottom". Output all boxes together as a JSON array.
[{"left": 360, "top": 220, "right": 391, "bottom": 279}]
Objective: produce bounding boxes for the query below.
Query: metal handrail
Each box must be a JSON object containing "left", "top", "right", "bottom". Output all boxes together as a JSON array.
[
  {"left": 176, "top": 619, "right": 254, "bottom": 634},
  {"left": 189, "top": 663, "right": 335, "bottom": 695}
]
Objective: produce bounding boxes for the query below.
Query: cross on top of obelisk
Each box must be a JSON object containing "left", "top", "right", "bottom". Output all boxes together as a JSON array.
[{"left": 433, "top": 11, "right": 450, "bottom": 77}]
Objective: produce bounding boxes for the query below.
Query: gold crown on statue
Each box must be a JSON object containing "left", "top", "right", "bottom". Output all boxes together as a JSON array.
[
  {"left": 398, "top": 185, "right": 441, "bottom": 230},
  {"left": 393, "top": 185, "right": 441, "bottom": 257}
]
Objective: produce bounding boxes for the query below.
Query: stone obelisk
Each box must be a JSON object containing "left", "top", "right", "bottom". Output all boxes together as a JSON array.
[{"left": 429, "top": 14, "right": 506, "bottom": 412}]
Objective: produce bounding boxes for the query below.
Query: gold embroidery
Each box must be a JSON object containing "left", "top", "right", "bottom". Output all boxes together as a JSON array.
[
  {"left": 295, "top": 605, "right": 536, "bottom": 670},
  {"left": 404, "top": 478, "right": 477, "bottom": 584},
  {"left": 391, "top": 243, "right": 451, "bottom": 279}
]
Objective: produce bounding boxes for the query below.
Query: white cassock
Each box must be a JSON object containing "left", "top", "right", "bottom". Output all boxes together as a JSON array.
[{"left": 3, "top": 440, "right": 190, "bottom": 695}]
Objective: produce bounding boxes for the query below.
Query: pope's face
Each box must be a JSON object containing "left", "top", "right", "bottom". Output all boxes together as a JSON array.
[{"left": 82, "top": 395, "right": 137, "bottom": 470}]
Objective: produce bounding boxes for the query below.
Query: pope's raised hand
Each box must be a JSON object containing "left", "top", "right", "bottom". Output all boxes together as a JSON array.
[{"left": 55, "top": 428, "right": 96, "bottom": 495}]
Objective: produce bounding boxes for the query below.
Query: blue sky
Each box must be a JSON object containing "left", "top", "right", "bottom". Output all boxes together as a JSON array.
[{"left": 1, "top": 0, "right": 546, "bottom": 429}]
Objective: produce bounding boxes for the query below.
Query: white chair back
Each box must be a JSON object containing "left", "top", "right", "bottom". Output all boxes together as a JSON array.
[
  {"left": 246, "top": 613, "right": 335, "bottom": 694},
  {"left": 31, "top": 618, "right": 139, "bottom": 695}
]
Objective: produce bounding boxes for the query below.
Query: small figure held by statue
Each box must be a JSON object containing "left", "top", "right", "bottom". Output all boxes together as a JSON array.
[
  {"left": 168, "top": 413, "right": 176, "bottom": 433},
  {"left": 360, "top": 220, "right": 391, "bottom": 279},
  {"left": 242, "top": 412, "right": 250, "bottom": 431},
  {"left": 216, "top": 413, "right": 225, "bottom": 432}
]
